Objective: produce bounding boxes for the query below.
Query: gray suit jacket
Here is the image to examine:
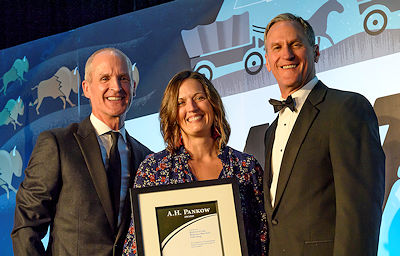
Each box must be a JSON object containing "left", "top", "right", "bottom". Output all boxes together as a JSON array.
[
  {"left": 12, "top": 117, "right": 152, "bottom": 256},
  {"left": 247, "top": 81, "right": 385, "bottom": 256},
  {"left": 244, "top": 123, "right": 269, "bottom": 169}
]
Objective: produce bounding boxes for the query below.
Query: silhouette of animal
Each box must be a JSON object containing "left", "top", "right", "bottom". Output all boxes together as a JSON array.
[
  {"left": 30, "top": 66, "right": 80, "bottom": 115},
  {"left": 0, "top": 147, "right": 22, "bottom": 199},
  {"left": 307, "top": 0, "right": 344, "bottom": 46},
  {"left": 0, "top": 97, "right": 24, "bottom": 130},
  {"left": 0, "top": 57, "right": 29, "bottom": 95}
]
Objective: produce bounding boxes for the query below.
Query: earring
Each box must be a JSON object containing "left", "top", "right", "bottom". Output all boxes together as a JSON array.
[
  {"left": 179, "top": 130, "right": 183, "bottom": 146},
  {"left": 212, "top": 125, "right": 221, "bottom": 140}
]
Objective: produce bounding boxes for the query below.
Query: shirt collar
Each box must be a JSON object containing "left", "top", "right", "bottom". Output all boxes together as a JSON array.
[
  {"left": 282, "top": 76, "right": 318, "bottom": 113},
  {"left": 90, "top": 113, "right": 127, "bottom": 142}
]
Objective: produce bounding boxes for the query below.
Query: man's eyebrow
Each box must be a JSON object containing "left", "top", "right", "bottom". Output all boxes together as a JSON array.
[
  {"left": 290, "top": 39, "right": 303, "bottom": 44},
  {"left": 269, "top": 40, "right": 283, "bottom": 45},
  {"left": 97, "top": 72, "right": 109, "bottom": 77},
  {"left": 269, "top": 42, "right": 281, "bottom": 47}
]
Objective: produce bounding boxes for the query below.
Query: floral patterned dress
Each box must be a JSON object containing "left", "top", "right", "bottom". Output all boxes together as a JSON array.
[{"left": 122, "top": 146, "right": 267, "bottom": 256}]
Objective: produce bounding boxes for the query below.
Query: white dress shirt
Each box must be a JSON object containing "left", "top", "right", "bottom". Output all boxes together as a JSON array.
[
  {"left": 90, "top": 114, "right": 130, "bottom": 225},
  {"left": 270, "top": 77, "right": 318, "bottom": 206}
]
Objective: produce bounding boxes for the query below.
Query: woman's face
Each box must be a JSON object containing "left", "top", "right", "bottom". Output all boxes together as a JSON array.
[{"left": 177, "top": 78, "right": 215, "bottom": 140}]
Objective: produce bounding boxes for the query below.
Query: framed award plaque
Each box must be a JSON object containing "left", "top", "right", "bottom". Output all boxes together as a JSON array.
[{"left": 130, "top": 178, "right": 248, "bottom": 256}]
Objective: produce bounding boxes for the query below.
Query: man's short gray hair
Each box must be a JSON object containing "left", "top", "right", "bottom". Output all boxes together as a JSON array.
[
  {"left": 264, "top": 13, "right": 316, "bottom": 49},
  {"left": 84, "top": 48, "right": 133, "bottom": 83}
]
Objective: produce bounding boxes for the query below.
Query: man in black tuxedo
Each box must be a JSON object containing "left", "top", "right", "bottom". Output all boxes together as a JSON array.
[
  {"left": 12, "top": 48, "right": 152, "bottom": 256},
  {"left": 246, "top": 13, "right": 385, "bottom": 255}
]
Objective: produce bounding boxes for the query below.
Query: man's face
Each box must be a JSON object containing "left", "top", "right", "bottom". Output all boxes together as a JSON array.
[
  {"left": 265, "top": 21, "right": 319, "bottom": 94},
  {"left": 82, "top": 51, "right": 135, "bottom": 127}
]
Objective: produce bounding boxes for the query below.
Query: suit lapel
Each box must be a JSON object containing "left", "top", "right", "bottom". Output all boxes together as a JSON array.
[
  {"left": 263, "top": 118, "right": 277, "bottom": 214},
  {"left": 126, "top": 135, "right": 142, "bottom": 188},
  {"left": 273, "top": 82, "right": 327, "bottom": 211},
  {"left": 73, "top": 117, "right": 116, "bottom": 230}
]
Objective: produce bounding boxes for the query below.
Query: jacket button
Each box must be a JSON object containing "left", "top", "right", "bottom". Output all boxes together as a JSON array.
[{"left": 272, "top": 219, "right": 278, "bottom": 225}]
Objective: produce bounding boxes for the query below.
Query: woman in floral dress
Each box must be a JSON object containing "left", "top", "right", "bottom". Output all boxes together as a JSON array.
[{"left": 123, "top": 70, "right": 267, "bottom": 256}]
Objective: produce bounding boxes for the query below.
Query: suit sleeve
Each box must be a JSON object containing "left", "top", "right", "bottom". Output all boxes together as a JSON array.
[
  {"left": 329, "top": 94, "right": 385, "bottom": 256},
  {"left": 11, "top": 131, "right": 62, "bottom": 256}
]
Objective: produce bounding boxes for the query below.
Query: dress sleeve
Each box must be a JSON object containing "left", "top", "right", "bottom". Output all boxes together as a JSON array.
[
  {"left": 236, "top": 153, "right": 267, "bottom": 256},
  {"left": 134, "top": 154, "right": 157, "bottom": 188},
  {"left": 248, "top": 157, "right": 268, "bottom": 256},
  {"left": 122, "top": 155, "right": 155, "bottom": 256}
]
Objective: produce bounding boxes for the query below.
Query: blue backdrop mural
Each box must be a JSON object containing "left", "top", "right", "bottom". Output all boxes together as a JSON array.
[{"left": 1, "top": 0, "right": 399, "bottom": 255}]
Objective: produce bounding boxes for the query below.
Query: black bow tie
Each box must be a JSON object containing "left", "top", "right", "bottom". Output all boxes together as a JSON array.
[{"left": 269, "top": 95, "right": 296, "bottom": 113}]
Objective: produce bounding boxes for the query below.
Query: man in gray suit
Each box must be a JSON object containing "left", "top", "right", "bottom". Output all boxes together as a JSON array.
[
  {"left": 12, "top": 48, "right": 151, "bottom": 256},
  {"left": 246, "top": 13, "right": 385, "bottom": 255}
]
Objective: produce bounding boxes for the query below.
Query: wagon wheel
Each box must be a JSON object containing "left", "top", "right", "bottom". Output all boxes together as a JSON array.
[
  {"left": 245, "top": 52, "right": 263, "bottom": 75},
  {"left": 364, "top": 9, "right": 387, "bottom": 36},
  {"left": 196, "top": 65, "right": 213, "bottom": 80}
]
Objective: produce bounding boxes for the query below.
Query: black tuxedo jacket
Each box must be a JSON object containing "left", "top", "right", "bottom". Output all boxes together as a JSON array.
[
  {"left": 246, "top": 81, "right": 385, "bottom": 256},
  {"left": 12, "top": 117, "right": 152, "bottom": 256}
]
